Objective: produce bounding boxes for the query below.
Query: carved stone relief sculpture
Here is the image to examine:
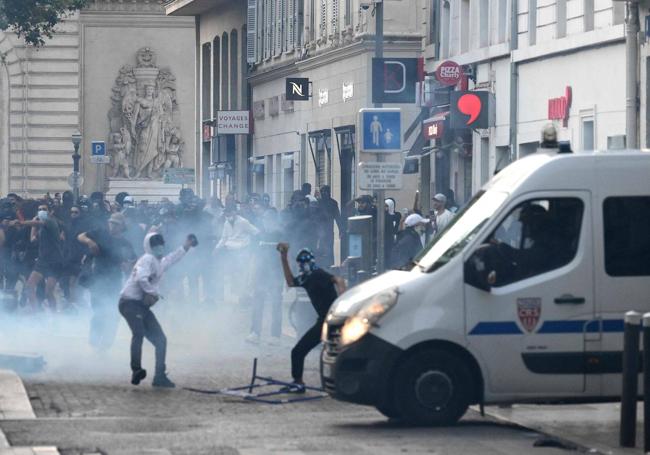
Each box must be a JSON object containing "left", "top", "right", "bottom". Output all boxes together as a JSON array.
[{"left": 108, "top": 47, "right": 184, "bottom": 180}]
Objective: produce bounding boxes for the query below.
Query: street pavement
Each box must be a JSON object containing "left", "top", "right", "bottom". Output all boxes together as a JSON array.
[{"left": 0, "top": 296, "right": 624, "bottom": 454}]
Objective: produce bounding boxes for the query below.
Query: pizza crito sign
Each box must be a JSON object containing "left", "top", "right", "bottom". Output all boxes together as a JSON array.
[
  {"left": 435, "top": 60, "right": 463, "bottom": 87},
  {"left": 216, "top": 110, "right": 250, "bottom": 135}
]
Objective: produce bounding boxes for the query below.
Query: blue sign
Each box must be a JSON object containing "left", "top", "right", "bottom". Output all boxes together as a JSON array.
[
  {"left": 90, "top": 141, "right": 110, "bottom": 164},
  {"left": 359, "top": 109, "right": 402, "bottom": 153}
]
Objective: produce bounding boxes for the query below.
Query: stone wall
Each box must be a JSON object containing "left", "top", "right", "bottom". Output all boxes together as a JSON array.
[{"left": 0, "top": 0, "right": 196, "bottom": 199}]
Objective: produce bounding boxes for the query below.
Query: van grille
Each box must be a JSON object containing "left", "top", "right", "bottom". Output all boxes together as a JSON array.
[{"left": 325, "top": 323, "right": 343, "bottom": 357}]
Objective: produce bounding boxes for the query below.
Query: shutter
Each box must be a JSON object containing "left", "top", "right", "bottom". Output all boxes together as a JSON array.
[
  {"left": 331, "top": 0, "right": 339, "bottom": 35},
  {"left": 286, "top": 0, "right": 295, "bottom": 51},
  {"left": 264, "top": 0, "right": 272, "bottom": 59},
  {"left": 246, "top": 0, "right": 257, "bottom": 63},
  {"left": 320, "top": 0, "right": 327, "bottom": 37},
  {"left": 275, "top": 0, "right": 284, "bottom": 55}
]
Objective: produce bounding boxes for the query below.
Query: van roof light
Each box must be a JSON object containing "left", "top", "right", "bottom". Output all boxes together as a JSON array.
[{"left": 558, "top": 141, "right": 573, "bottom": 154}]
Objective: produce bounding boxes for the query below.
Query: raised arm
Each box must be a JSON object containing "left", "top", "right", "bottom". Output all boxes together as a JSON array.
[{"left": 277, "top": 243, "right": 296, "bottom": 288}]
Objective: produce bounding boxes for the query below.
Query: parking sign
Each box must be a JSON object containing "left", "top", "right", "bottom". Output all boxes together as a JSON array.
[
  {"left": 359, "top": 108, "right": 402, "bottom": 153},
  {"left": 91, "top": 141, "right": 110, "bottom": 164}
]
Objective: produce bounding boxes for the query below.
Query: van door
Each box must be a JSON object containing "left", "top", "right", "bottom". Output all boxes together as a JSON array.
[
  {"left": 464, "top": 192, "right": 595, "bottom": 396},
  {"left": 598, "top": 196, "right": 650, "bottom": 397}
]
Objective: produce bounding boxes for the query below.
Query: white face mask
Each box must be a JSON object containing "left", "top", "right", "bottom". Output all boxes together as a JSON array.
[{"left": 37, "top": 210, "right": 48, "bottom": 221}]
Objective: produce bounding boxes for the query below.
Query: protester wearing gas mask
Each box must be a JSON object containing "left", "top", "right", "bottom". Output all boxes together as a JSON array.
[
  {"left": 276, "top": 243, "right": 346, "bottom": 393},
  {"left": 118, "top": 232, "right": 197, "bottom": 388},
  {"left": 21, "top": 202, "right": 64, "bottom": 312},
  {"left": 390, "top": 213, "right": 429, "bottom": 270}
]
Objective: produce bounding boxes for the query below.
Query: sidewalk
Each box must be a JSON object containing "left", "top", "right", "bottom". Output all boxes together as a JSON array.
[
  {"left": 485, "top": 402, "right": 643, "bottom": 455},
  {"left": 0, "top": 369, "right": 58, "bottom": 455}
]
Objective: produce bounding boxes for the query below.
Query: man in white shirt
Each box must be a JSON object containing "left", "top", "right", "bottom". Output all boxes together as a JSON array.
[
  {"left": 214, "top": 205, "right": 260, "bottom": 304},
  {"left": 432, "top": 193, "right": 454, "bottom": 236},
  {"left": 119, "top": 232, "right": 196, "bottom": 388}
]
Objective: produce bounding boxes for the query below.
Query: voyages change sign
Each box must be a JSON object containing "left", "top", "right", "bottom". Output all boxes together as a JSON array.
[{"left": 216, "top": 111, "right": 250, "bottom": 135}]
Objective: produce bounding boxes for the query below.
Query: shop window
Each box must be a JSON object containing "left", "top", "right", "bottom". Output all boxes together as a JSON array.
[
  {"left": 466, "top": 198, "right": 584, "bottom": 288},
  {"left": 309, "top": 131, "right": 332, "bottom": 188},
  {"left": 604, "top": 197, "right": 650, "bottom": 277}
]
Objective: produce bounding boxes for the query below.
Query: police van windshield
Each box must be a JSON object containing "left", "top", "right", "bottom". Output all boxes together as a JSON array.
[{"left": 415, "top": 190, "right": 509, "bottom": 272}]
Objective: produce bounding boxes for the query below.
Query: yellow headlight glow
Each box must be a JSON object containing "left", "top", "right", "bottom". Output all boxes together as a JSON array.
[{"left": 340, "top": 316, "right": 370, "bottom": 346}]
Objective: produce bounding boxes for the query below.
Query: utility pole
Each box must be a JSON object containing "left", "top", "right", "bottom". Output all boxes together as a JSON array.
[
  {"left": 375, "top": 0, "right": 386, "bottom": 274},
  {"left": 625, "top": 0, "right": 639, "bottom": 149}
]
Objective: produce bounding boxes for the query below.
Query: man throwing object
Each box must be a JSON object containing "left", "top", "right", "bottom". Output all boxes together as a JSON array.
[{"left": 276, "top": 243, "right": 346, "bottom": 392}]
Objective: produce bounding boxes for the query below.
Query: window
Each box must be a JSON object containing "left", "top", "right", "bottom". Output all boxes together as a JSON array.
[
  {"left": 528, "top": 0, "right": 537, "bottom": 46},
  {"left": 212, "top": 37, "right": 220, "bottom": 114},
  {"left": 497, "top": 0, "right": 507, "bottom": 43},
  {"left": 345, "top": 0, "right": 352, "bottom": 27},
  {"left": 604, "top": 197, "right": 650, "bottom": 276},
  {"left": 583, "top": 0, "right": 594, "bottom": 32},
  {"left": 320, "top": 0, "right": 327, "bottom": 38},
  {"left": 556, "top": 0, "right": 566, "bottom": 38},
  {"left": 275, "top": 0, "right": 284, "bottom": 55},
  {"left": 331, "top": 0, "right": 339, "bottom": 36},
  {"left": 221, "top": 33, "right": 229, "bottom": 109},
  {"left": 581, "top": 117, "right": 594, "bottom": 151},
  {"left": 479, "top": 0, "right": 489, "bottom": 48},
  {"left": 230, "top": 30, "right": 239, "bottom": 109},
  {"left": 246, "top": 0, "right": 257, "bottom": 63},
  {"left": 613, "top": 2, "right": 625, "bottom": 25},
  {"left": 461, "top": 0, "right": 470, "bottom": 52},
  {"left": 466, "top": 198, "right": 584, "bottom": 288},
  {"left": 441, "top": 0, "right": 450, "bottom": 58},
  {"left": 201, "top": 42, "right": 211, "bottom": 120}
]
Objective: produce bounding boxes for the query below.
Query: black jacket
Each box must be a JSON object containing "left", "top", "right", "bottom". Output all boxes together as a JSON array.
[{"left": 390, "top": 227, "right": 423, "bottom": 270}]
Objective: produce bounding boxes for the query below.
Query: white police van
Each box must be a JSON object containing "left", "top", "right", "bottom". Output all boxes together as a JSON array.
[{"left": 321, "top": 150, "right": 650, "bottom": 425}]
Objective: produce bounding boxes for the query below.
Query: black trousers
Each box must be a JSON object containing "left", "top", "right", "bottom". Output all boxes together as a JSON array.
[
  {"left": 118, "top": 299, "right": 167, "bottom": 376},
  {"left": 291, "top": 319, "right": 324, "bottom": 381}
]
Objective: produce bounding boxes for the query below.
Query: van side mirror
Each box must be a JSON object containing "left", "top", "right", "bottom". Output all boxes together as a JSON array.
[{"left": 464, "top": 254, "right": 492, "bottom": 292}]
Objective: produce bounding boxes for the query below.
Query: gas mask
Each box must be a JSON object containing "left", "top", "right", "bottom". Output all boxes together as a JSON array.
[{"left": 37, "top": 210, "right": 48, "bottom": 221}]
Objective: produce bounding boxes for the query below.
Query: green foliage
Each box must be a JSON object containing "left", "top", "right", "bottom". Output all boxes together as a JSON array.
[{"left": 0, "top": 0, "right": 89, "bottom": 46}]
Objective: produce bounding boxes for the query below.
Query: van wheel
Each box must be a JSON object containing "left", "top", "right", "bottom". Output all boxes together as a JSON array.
[{"left": 394, "top": 349, "right": 472, "bottom": 426}]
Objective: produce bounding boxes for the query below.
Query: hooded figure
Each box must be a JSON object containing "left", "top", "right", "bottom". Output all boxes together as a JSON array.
[{"left": 118, "top": 232, "right": 197, "bottom": 388}]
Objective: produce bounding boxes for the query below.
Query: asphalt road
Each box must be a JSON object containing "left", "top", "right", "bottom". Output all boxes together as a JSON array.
[{"left": 0, "top": 298, "right": 571, "bottom": 455}]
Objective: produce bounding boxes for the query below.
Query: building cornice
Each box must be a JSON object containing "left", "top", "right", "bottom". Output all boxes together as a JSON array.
[
  {"left": 248, "top": 35, "right": 422, "bottom": 86},
  {"left": 82, "top": 0, "right": 166, "bottom": 14}
]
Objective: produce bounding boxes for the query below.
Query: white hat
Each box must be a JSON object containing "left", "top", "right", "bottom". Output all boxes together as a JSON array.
[
  {"left": 433, "top": 193, "right": 447, "bottom": 204},
  {"left": 404, "top": 213, "right": 429, "bottom": 228},
  {"left": 123, "top": 195, "right": 134, "bottom": 204}
]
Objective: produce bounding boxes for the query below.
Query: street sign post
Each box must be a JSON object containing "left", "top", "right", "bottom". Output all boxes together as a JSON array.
[
  {"left": 67, "top": 172, "right": 84, "bottom": 189},
  {"left": 90, "top": 141, "right": 109, "bottom": 164},
  {"left": 163, "top": 168, "right": 195, "bottom": 185},
  {"left": 359, "top": 108, "right": 402, "bottom": 153},
  {"left": 358, "top": 162, "right": 403, "bottom": 191}
]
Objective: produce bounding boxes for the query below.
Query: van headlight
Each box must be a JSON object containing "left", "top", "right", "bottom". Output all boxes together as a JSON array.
[{"left": 339, "top": 288, "right": 398, "bottom": 347}]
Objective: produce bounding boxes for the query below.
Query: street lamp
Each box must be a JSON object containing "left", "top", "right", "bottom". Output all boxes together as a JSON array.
[{"left": 71, "top": 131, "right": 82, "bottom": 203}]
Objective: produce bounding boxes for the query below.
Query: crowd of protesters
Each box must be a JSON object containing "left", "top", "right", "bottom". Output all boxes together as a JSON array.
[{"left": 0, "top": 184, "right": 457, "bottom": 346}]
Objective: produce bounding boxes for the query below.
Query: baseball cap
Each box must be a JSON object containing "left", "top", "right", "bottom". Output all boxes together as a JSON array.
[
  {"left": 433, "top": 193, "right": 447, "bottom": 204},
  {"left": 123, "top": 196, "right": 134, "bottom": 205},
  {"left": 404, "top": 213, "right": 429, "bottom": 228}
]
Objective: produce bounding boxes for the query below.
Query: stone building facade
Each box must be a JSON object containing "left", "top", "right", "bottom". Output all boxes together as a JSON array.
[{"left": 0, "top": 0, "right": 196, "bottom": 200}]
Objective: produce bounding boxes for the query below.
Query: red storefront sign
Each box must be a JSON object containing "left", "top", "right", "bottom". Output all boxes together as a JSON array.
[
  {"left": 423, "top": 119, "right": 444, "bottom": 140},
  {"left": 548, "top": 86, "right": 572, "bottom": 127},
  {"left": 435, "top": 61, "right": 463, "bottom": 87}
]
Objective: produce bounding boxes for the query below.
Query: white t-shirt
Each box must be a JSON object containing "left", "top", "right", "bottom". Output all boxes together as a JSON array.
[{"left": 434, "top": 209, "right": 454, "bottom": 234}]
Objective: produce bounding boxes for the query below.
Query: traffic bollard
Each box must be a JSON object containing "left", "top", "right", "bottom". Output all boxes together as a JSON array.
[
  {"left": 620, "top": 311, "right": 641, "bottom": 448},
  {"left": 644, "top": 313, "right": 650, "bottom": 453}
]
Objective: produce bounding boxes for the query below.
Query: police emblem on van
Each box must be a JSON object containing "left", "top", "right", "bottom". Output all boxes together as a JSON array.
[{"left": 517, "top": 298, "right": 542, "bottom": 333}]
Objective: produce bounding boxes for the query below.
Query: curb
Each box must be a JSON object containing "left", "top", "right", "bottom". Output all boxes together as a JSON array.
[
  {"left": 0, "top": 369, "right": 60, "bottom": 455},
  {"left": 480, "top": 406, "right": 624, "bottom": 455}
]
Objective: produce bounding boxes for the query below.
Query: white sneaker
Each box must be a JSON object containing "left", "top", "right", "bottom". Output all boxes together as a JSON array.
[{"left": 245, "top": 333, "right": 260, "bottom": 345}]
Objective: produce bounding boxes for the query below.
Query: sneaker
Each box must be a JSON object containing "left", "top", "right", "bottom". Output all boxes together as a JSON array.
[
  {"left": 279, "top": 382, "right": 306, "bottom": 394},
  {"left": 245, "top": 332, "right": 260, "bottom": 345},
  {"left": 131, "top": 368, "right": 147, "bottom": 385},
  {"left": 152, "top": 374, "right": 176, "bottom": 388}
]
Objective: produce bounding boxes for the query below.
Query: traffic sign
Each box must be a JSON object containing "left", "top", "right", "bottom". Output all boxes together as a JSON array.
[
  {"left": 358, "top": 162, "right": 403, "bottom": 190},
  {"left": 67, "top": 172, "right": 84, "bottom": 189},
  {"left": 90, "top": 141, "right": 110, "bottom": 164},
  {"left": 359, "top": 108, "right": 402, "bottom": 153}
]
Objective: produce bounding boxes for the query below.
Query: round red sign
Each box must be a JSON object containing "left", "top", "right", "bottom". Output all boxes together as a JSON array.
[{"left": 435, "top": 61, "right": 463, "bottom": 87}]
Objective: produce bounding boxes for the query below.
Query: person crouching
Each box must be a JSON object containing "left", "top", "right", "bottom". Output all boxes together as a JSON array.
[{"left": 118, "top": 232, "right": 197, "bottom": 388}]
